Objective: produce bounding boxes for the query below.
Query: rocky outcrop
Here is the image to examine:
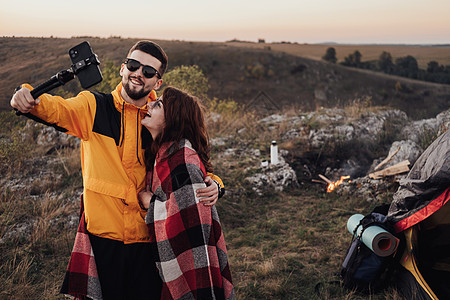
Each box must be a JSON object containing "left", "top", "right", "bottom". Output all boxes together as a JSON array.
[
  {"left": 401, "top": 109, "right": 450, "bottom": 143},
  {"left": 308, "top": 109, "right": 408, "bottom": 147},
  {"left": 244, "top": 108, "right": 449, "bottom": 197},
  {"left": 20, "top": 121, "right": 80, "bottom": 151},
  {"left": 245, "top": 153, "right": 300, "bottom": 195}
]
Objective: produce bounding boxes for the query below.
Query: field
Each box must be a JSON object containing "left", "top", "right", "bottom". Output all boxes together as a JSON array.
[{"left": 227, "top": 41, "right": 450, "bottom": 69}]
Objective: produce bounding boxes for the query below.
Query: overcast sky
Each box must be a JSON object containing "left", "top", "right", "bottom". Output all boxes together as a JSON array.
[{"left": 1, "top": 0, "right": 449, "bottom": 44}]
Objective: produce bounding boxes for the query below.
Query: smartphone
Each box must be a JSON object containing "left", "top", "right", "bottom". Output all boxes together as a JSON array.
[{"left": 68, "top": 41, "right": 103, "bottom": 89}]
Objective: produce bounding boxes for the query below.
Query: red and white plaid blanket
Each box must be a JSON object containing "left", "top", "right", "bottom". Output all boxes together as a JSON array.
[
  {"left": 146, "top": 139, "right": 235, "bottom": 300},
  {"left": 60, "top": 196, "right": 103, "bottom": 300}
]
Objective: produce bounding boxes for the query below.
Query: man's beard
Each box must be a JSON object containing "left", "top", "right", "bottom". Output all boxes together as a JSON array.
[{"left": 123, "top": 78, "right": 152, "bottom": 100}]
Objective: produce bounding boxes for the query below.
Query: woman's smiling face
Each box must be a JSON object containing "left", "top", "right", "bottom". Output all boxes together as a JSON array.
[{"left": 141, "top": 98, "right": 165, "bottom": 139}]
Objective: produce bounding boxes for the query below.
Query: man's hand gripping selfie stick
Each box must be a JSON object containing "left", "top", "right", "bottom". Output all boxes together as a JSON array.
[{"left": 15, "top": 41, "right": 102, "bottom": 115}]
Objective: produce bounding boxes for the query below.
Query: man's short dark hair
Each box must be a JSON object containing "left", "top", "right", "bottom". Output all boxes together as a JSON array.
[{"left": 128, "top": 41, "right": 168, "bottom": 77}]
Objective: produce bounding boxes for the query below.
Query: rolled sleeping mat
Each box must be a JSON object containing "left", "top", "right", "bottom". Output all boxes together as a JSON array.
[{"left": 347, "top": 214, "right": 399, "bottom": 257}]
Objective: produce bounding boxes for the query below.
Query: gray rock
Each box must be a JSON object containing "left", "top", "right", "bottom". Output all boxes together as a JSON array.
[
  {"left": 402, "top": 119, "right": 440, "bottom": 143},
  {"left": 308, "top": 109, "right": 407, "bottom": 147},
  {"left": 314, "top": 87, "right": 327, "bottom": 102},
  {"left": 282, "top": 128, "right": 302, "bottom": 140},
  {"left": 436, "top": 109, "right": 450, "bottom": 132},
  {"left": 334, "top": 124, "right": 355, "bottom": 140},
  {"left": 352, "top": 110, "right": 407, "bottom": 140},
  {"left": 401, "top": 109, "right": 450, "bottom": 143},
  {"left": 210, "top": 137, "right": 228, "bottom": 146},
  {"left": 333, "top": 176, "right": 390, "bottom": 202},
  {"left": 20, "top": 121, "right": 80, "bottom": 149},
  {"left": 245, "top": 160, "right": 299, "bottom": 195},
  {"left": 385, "top": 140, "right": 423, "bottom": 167},
  {"left": 258, "top": 114, "right": 305, "bottom": 128},
  {"left": 309, "top": 108, "right": 346, "bottom": 124},
  {"left": 259, "top": 114, "right": 287, "bottom": 124}
]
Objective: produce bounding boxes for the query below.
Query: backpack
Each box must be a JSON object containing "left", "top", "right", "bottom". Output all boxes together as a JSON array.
[{"left": 339, "top": 204, "right": 402, "bottom": 294}]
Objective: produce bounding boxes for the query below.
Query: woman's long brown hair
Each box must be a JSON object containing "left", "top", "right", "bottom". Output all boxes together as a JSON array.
[{"left": 144, "top": 87, "right": 213, "bottom": 173}]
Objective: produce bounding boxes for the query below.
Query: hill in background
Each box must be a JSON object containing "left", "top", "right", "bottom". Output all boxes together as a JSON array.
[
  {"left": 1, "top": 36, "right": 450, "bottom": 299},
  {"left": 1, "top": 37, "right": 449, "bottom": 119}
]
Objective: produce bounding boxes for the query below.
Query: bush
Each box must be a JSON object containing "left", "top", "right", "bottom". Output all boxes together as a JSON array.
[
  {"left": 95, "top": 60, "right": 121, "bottom": 93},
  {"left": 162, "top": 65, "right": 209, "bottom": 99},
  {"left": 322, "top": 47, "right": 337, "bottom": 64}
]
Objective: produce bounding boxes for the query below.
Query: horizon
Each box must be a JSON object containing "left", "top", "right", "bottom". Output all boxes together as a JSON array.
[
  {"left": 1, "top": 0, "right": 449, "bottom": 45},
  {"left": 2, "top": 35, "right": 449, "bottom": 47}
]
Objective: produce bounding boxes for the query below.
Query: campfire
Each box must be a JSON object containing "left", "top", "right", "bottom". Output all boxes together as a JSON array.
[
  {"left": 313, "top": 174, "right": 351, "bottom": 193},
  {"left": 310, "top": 147, "right": 414, "bottom": 194}
]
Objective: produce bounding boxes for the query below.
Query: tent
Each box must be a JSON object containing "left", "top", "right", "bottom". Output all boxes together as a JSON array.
[{"left": 387, "top": 130, "right": 450, "bottom": 299}]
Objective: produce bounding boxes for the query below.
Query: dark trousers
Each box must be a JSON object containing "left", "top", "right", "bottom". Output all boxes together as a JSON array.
[{"left": 89, "top": 233, "right": 162, "bottom": 300}]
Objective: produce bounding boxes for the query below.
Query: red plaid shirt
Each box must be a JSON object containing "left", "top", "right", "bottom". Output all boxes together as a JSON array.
[
  {"left": 60, "top": 196, "right": 102, "bottom": 299},
  {"left": 146, "top": 139, "right": 234, "bottom": 300}
]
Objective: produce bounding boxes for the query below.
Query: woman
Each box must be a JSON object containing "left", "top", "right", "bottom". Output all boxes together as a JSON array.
[{"left": 138, "top": 87, "right": 234, "bottom": 300}]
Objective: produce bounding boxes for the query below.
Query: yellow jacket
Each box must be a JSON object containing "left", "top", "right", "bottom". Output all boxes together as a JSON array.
[{"left": 24, "top": 83, "right": 223, "bottom": 243}]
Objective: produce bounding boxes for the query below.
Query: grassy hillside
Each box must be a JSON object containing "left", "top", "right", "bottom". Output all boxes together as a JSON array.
[
  {"left": 1, "top": 36, "right": 448, "bottom": 299},
  {"left": 1, "top": 37, "right": 449, "bottom": 119}
]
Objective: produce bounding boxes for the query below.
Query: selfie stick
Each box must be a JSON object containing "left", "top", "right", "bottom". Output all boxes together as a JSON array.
[
  {"left": 30, "top": 54, "right": 100, "bottom": 99},
  {"left": 29, "top": 69, "right": 75, "bottom": 99},
  {"left": 15, "top": 54, "right": 100, "bottom": 115}
]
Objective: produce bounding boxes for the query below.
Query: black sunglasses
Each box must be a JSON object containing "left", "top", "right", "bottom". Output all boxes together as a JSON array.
[{"left": 124, "top": 58, "right": 161, "bottom": 79}]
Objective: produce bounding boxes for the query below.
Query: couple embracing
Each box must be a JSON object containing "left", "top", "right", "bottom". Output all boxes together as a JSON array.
[{"left": 11, "top": 40, "right": 234, "bottom": 300}]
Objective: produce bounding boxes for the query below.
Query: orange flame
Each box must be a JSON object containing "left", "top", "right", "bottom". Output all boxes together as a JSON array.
[{"left": 327, "top": 175, "right": 350, "bottom": 192}]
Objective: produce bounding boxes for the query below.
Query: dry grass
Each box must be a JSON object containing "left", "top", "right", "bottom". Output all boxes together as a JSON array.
[
  {"left": 1, "top": 99, "right": 411, "bottom": 299},
  {"left": 1, "top": 111, "right": 82, "bottom": 299},
  {"left": 0, "top": 189, "right": 79, "bottom": 299},
  {"left": 219, "top": 187, "right": 399, "bottom": 299},
  {"left": 206, "top": 103, "right": 408, "bottom": 299}
]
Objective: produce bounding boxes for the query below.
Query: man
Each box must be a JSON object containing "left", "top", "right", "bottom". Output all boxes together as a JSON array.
[{"left": 11, "top": 40, "right": 223, "bottom": 299}]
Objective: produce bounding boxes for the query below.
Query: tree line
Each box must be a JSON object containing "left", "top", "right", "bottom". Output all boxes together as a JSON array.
[{"left": 322, "top": 47, "right": 450, "bottom": 84}]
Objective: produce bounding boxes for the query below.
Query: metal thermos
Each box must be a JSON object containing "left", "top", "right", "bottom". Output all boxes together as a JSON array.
[{"left": 270, "top": 140, "right": 278, "bottom": 165}]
